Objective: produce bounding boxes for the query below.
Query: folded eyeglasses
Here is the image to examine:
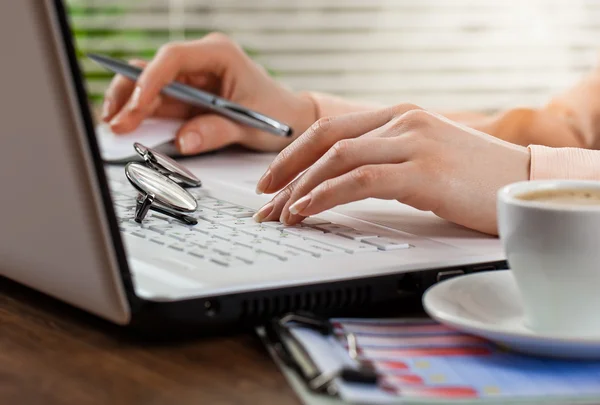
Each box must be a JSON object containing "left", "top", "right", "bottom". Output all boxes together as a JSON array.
[{"left": 124, "top": 142, "right": 201, "bottom": 225}]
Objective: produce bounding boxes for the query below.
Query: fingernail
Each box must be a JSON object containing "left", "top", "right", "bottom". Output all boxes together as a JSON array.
[
  {"left": 280, "top": 209, "right": 291, "bottom": 225},
  {"left": 127, "top": 86, "right": 143, "bottom": 112},
  {"left": 256, "top": 170, "right": 272, "bottom": 195},
  {"left": 110, "top": 114, "right": 123, "bottom": 129},
  {"left": 178, "top": 132, "right": 202, "bottom": 155},
  {"left": 289, "top": 195, "right": 312, "bottom": 215},
  {"left": 252, "top": 202, "right": 274, "bottom": 223},
  {"left": 102, "top": 99, "right": 113, "bottom": 120}
]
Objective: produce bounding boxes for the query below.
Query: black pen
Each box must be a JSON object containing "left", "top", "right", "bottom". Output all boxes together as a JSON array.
[{"left": 88, "top": 53, "right": 293, "bottom": 137}]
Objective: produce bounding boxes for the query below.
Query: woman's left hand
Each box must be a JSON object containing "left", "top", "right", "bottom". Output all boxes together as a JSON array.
[{"left": 253, "top": 105, "right": 531, "bottom": 235}]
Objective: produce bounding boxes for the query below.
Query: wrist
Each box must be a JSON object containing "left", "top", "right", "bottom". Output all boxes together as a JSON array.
[{"left": 294, "top": 91, "right": 319, "bottom": 136}]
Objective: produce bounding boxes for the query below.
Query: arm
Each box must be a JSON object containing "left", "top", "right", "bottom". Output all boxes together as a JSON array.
[
  {"left": 464, "top": 66, "right": 600, "bottom": 149},
  {"left": 305, "top": 91, "right": 493, "bottom": 121},
  {"left": 307, "top": 66, "right": 600, "bottom": 150}
]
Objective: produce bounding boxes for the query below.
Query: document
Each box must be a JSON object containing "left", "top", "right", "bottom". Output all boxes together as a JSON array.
[{"left": 96, "top": 118, "right": 182, "bottom": 162}]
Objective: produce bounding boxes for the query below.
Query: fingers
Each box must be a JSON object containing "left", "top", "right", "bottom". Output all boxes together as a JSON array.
[
  {"left": 253, "top": 179, "right": 298, "bottom": 223},
  {"left": 102, "top": 59, "right": 147, "bottom": 122},
  {"left": 255, "top": 104, "right": 423, "bottom": 195},
  {"left": 133, "top": 34, "right": 239, "bottom": 108},
  {"left": 255, "top": 109, "right": 395, "bottom": 195},
  {"left": 279, "top": 137, "right": 406, "bottom": 224},
  {"left": 175, "top": 114, "right": 244, "bottom": 155},
  {"left": 106, "top": 33, "right": 247, "bottom": 133},
  {"left": 289, "top": 164, "right": 412, "bottom": 217}
]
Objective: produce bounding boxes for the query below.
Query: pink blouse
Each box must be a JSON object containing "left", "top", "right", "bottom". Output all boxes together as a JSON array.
[{"left": 529, "top": 146, "right": 600, "bottom": 180}]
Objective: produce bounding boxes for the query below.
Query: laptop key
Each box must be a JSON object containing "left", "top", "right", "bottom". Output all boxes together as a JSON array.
[
  {"left": 254, "top": 240, "right": 290, "bottom": 260},
  {"left": 302, "top": 233, "right": 378, "bottom": 253},
  {"left": 336, "top": 230, "right": 380, "bottom": 240},
  {"left": 232, "top": 236, "right": 264, "bottom": 249},
  {"left": 242, "top": 225, "right": 285, "bottom": 241},
  {"left": 282, "top": 226, "right": 325, "bottom": 238},
  {"left": 167, "top": 230, "right": 198, "bottom": 242},
  {"left": 219, "top": 233, "right": 258, "bottom": 247},
  {"left": 197, "top": 199, "right": 237, "bottom": 210},
  {"left": 168, "top": 243, "right": 186, "bottom": 251},
  {"left": 181, "top": 232, "right": 215, "bottom": 247},
  {"left": 204, "top": 223, "right": 245, "bottom": 239},
  {"left": 224, "top": 245, "right": 256, "bottom": 263},
  {"left": 362, "top": 237, "right": 412, "bottom": 251},
  {"left": 148, "top": 234, "right": 172, "bottom": 245},
  {"left": 218, "top": 207, "right": 255, "bottom": 218},
  {"left": 242, "top": 226, "right": 304, "bottom": 245},
  {"left": 220, "top": 217, "right": 261, "bottom": 229},
  {"left": 260, "top": 221, "right": 287, "bottom": 229},
  {"left": 208, "top": 228, "right": 243, "bottom": 241},
  {"left": 188, "top": 248, "right": 207, "bottom": 259},
  {"left": 189, "top": 218, "right": 218, "bottom": 233},
  {"left": 211, "top": 240, "right": 237, "bottom": 255},
  {"left": 190, "top": 237, "right": 219, "bottom": 249},
  {"left": 279, "top": 245, "right": 312, "bottom": 258},
  {"left": 130, "top": 230, "right": 146, "bottom": 239},
  {"left": 313, "top": 224, "right": 355, "bottom": 233},
  {"left": 149, "top": 238, "right": 166, "bottom": 246},
  {"left": 207, "top": 252, "right": 248, "bottom": 267},
  {"left": 148, "top": 224, "right": 175, "bottom": 235},
  {"left": 300, "top": 217, "right": 331, "bottom": 226},
  {"left": 280, "top": 239, "right": 345, "bottom": 257},
  {"left": 196, "top": 209, "right": 237, "bottom": 223}
]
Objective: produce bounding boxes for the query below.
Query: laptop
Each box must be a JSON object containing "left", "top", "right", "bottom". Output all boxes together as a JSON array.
[{"left": 0, "top": 0, "right": 506, "bottom": 331}]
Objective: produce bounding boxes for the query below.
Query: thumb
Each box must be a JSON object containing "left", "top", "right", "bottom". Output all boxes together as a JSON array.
[{"left": 176, "top": 114, "right": 244, "bottom": 155}]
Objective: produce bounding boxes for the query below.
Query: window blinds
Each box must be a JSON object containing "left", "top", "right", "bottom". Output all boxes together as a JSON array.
[{"left": 69, "top": 0, "right": 600, "bottom": 112}]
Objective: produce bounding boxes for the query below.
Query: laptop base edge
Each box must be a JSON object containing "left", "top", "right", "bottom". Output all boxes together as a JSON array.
[{"left": 125, "top": 260, "right": 507, "bottom": 338}]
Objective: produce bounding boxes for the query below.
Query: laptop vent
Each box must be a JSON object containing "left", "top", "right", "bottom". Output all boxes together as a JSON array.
[{"left": 240, "top": 285, "right": 373, "bottom": 319}]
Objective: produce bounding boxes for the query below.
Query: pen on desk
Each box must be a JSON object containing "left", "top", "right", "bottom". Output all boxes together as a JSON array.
[{"left": 87, "top": 53, "right": 293, "bottom": 137}]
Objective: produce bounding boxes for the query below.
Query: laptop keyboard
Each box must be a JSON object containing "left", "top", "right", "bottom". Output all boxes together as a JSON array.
[{"left": 108, "top": 176, "right": 411, "bottom": 268}]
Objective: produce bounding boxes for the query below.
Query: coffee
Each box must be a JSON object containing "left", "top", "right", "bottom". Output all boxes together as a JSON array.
[{"left": 516, "top": 189, "right": 600, "bottom": 206}]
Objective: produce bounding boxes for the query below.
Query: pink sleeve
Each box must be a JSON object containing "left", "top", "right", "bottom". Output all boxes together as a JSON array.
[{"left": 528, "top": 145, "right": 600, "bottom": 180}]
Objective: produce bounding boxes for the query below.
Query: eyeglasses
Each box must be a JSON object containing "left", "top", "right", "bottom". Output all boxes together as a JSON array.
[{"left": 123, "top": 142, "right": 201, "bottom": 225}]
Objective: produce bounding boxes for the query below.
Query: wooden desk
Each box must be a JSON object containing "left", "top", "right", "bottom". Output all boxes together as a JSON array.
[{"left": 0, "top": 277, "right": 300, "bottom": 405}]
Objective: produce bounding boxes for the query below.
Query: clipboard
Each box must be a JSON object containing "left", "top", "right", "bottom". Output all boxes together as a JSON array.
[
  {"left": 261, "top": 312, "right": 378, "bottom": 397},
  {"left": 259, "top": 312, "right": 600, "bottom": 405}
]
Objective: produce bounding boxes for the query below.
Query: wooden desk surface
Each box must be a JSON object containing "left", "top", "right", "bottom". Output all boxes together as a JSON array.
[{"left": 0, "top": 277, "right": 300, "bottom": 405}]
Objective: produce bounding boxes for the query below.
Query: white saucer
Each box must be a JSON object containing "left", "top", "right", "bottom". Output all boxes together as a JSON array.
[{"left": 423, "top": 270, "right": 600, "bottom": 359}]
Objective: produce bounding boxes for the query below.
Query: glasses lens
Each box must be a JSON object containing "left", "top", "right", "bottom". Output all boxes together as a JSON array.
[
  {"left": 125, "top": 162, "right": 197, "bottom": 212},
  {"left": 134, "top": 142, "right": 201, "bottom": 187}
]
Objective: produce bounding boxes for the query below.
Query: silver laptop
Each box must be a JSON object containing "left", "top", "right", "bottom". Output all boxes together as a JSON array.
[{"left": 0, "top": 0, "right": 506, "bottom": 330}]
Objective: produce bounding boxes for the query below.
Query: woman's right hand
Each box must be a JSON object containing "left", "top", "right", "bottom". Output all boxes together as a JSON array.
[{"left": 102, "top": 33, "right": 318, "bottom": 155}]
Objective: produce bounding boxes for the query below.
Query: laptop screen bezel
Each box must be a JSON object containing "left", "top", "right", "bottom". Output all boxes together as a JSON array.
[{"left": 50, "top": 0, "right": 140, "bottom": 310}]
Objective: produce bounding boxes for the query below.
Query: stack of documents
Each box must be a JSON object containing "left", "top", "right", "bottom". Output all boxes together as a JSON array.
[{"left": 262, "top": 316, "right": 600, "bottom": 404}]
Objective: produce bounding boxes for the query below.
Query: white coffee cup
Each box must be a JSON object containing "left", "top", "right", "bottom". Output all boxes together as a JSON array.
[{"left": 497, "top": 180, "right": 600, "bottom": 337}]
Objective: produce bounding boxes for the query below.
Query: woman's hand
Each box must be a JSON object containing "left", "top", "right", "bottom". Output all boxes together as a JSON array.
[
  {"left": 102, "top": 33, "right": 317, "bottom": 155},
  {"left": 253, "top": 105, "right": 531, "bottom": 235}
]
